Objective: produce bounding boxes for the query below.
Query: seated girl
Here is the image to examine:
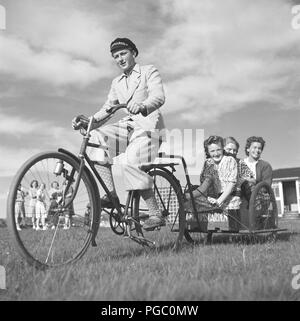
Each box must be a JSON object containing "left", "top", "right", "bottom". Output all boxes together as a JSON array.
[
  {"left": 241, "top": 136, "right": 273, "bottom": 202},
  {"left": 185, "top": 135, "right": 240, "bottom": 231},
  {"left": 223, "top": 136, "right": 256, "bottom": 201}
]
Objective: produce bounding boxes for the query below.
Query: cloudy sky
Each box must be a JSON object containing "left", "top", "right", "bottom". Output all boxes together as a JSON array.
[{"left": 0, "top": 0, "right": 300, "bottom": 217}]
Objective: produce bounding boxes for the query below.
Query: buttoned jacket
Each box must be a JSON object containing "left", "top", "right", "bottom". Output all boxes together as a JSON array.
[{"left": 95, "top": 64, "right": 165, "bottom": 133}]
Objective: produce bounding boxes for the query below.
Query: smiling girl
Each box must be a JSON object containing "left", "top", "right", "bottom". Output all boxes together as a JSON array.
[{"left": 185, "top": 135, "right": 240, "bottom": 231}]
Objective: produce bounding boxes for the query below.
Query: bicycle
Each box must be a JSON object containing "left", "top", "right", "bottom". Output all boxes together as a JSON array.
[
  {"left": 6, "top": 105, "right": 186, "bottom": 269},
  {"left": 7, "top": 105, "right": 286, "bottom": 269}
]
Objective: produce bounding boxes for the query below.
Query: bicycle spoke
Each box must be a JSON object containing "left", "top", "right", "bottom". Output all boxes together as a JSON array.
[{"left": 7, "top": 152, "right": 96, "bottom": 268}]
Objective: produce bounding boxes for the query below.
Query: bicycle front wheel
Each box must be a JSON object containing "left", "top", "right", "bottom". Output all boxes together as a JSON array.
[{"left": 7, "top": 151, "right": 98, "bottom": 269}]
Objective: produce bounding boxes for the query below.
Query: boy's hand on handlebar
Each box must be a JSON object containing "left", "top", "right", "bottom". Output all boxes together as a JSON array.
[
  {"left": 127, "top": 101, "right": 146, "bottom": 115},
  {"left": 72, "top": 115, "right": 90, "bottom": 130}
]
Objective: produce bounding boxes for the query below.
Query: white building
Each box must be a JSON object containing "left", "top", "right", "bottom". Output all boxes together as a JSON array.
[{"left": 272, "top": 167, "right": 300, "bottom": 218}]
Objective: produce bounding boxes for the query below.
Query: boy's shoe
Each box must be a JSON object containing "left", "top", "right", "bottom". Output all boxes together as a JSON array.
[
  {"left": 36, "top": 226, "right": 41, "bottom": 230},
  {"left": 42, "top": 226, "right": 48, "bottom": 231},
  {"left": 16, "top": 225, "right": 21, "bottom": 231},
  {"left": 63, "top": 225, "right": 70, "bottom": 230},
  {"left": 143, "top": 216, "right": 166, "bottom": 231},
  {"left": 100, "top": 194, "right": 120, "bottom": 208}
]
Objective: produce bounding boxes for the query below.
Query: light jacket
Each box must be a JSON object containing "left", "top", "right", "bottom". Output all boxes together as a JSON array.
[{"left": 94, "top": 64, "right": 165, "bottom": 133}]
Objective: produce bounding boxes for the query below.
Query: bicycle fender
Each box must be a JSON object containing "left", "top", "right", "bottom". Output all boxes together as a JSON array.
[{"left": 148, "top": 167, "right": 182, "bottom": 190}]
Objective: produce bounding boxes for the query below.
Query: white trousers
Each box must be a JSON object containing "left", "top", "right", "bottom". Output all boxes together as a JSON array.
[{"left": 89, "top": 119, "right": 161, "bottom": 191}]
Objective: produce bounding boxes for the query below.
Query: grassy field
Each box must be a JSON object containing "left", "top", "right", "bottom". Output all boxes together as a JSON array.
[{"left": 1, "top": 219, "right": 300, "bottom": 301}]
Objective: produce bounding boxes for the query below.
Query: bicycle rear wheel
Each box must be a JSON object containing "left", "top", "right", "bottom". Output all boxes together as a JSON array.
[
  {"left": 132, "top": 169, "right": 185, "bottom": 249},
  {"left": 7, "top": 151, "right": 97, "bottom": 269}
]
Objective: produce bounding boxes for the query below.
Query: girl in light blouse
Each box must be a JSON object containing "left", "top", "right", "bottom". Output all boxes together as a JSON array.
[
  {"left": 35, "top": 183, "right": 47, "bottom": 230},
  {"left": 29, "top": 180, "right": 39, "bottom": 229}
]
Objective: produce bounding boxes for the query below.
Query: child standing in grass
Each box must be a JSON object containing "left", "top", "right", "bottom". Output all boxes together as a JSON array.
[
  {"left": 35, "top": 183, "right": 47, "bottom": 230},
  {"left": 15, "top": 183, "right": 28, "bottom": 231},
  {"left": 29, "top": 180, "right": 39, "bottom": 229},
  {"left": 48, "top": 181, "right": 62, "bottom": 229},
  {"left": 62, "top": 181, "right": 74, "bottom": 230}
]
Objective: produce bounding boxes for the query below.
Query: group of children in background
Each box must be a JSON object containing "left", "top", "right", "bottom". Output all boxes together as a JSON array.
[{"left": 15, "top": 180, "right": 74, "bottom": 231}]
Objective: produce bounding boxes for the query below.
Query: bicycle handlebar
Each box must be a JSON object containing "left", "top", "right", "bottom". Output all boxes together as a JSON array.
[
  {"left": 73, "top": 104, "right": 128, "bottom": 132},
  {"left": 105, "top": 104, "right": 127, "bottom": 114}
]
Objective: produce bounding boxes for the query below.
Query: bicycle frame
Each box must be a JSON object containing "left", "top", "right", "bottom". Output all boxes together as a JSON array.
[
  {"left": 57, "top": 108, "right": 188, "bottom": 248},
  {"left": 157, "top": 152, "right": 198, "bottom": 216},
  {"left": 60, "top": 116, "right": 123, "bottom": 216}
]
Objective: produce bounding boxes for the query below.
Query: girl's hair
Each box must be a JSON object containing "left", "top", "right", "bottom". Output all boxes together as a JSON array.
[
  {"left": 30, "top": 180, "right": 39, "bottom": 188},
  {"left": 204, "top": 135, "right": 224, "bottom": 159},
  {"left": 245, "top": 136, "right": 265, "bottom": 156},
  {"left": 51, "top": 181, "right": 59, "bottom": 188},
  {"left": 223, "top": 136, "right": 240, "bottom": 151}
]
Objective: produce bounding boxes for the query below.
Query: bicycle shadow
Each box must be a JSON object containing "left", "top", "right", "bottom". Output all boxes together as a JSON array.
[
  {"left": 192, "top": 230, "right": 292, "bottom": 246},
  {"left": 91, "top": 230, "right": 297, "bottom": 261}
]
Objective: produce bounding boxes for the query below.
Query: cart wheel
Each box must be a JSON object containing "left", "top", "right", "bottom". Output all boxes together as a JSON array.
[
  {"left": 249, "top": 182, "right": 278, "bottom": 231},
  {"left": 269, "top": 231, "right": 277, "bottom": 243},
  {"left": 7, "top": 151, "right": 97, "bottom": 269},
  {"left": 132, "top": 169, "right": 185, "bottom": 249},
  {"left": 205, "top": 231, "right": 213, "bottom": 245}
]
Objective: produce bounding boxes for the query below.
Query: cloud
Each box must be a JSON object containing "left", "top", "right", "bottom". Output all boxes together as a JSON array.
[
  {"left": 149, "top": 0, "right": 300, "bottom": 123},
  {"left": 1, "top": 0, "right": 300, "bottom": 175},
  {"left": 0, "top": 111, "right": 82, "bottom": 175},
  {"left": 0, "top": 111, "right": 50, "bottom": 135},
  {"left": 7, "top": 1, "right": 114, "bottom": 66},
  {"left": 2, "top": 0, "right": 300, "bottom": 110},
  {"left": 0, "top": 146, "right": 41, "bottom": 176},
  {"left": 0, "top": 34, "right": 104, "bottom": 87},
  {"left": 0, "top": 0, "right": 124, "bottom": 87},
  {"left": 0, "top": 193, "right": 7, "bottom": 200},
  {"left": 0, "top": 111, "right": 78, "bottom": 144},
  {"left": 0, "top": 132, "right": 81, "bottom": 176}
]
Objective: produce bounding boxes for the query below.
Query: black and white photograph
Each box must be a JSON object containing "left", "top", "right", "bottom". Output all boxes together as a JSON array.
[{"left": 0, "top": 0, "right": 300, "bottom": 306}]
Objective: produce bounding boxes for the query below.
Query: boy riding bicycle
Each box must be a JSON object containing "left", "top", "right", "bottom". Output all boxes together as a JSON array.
[{"left": 72, "top": 37, "right": 166, "bottom": 231}]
